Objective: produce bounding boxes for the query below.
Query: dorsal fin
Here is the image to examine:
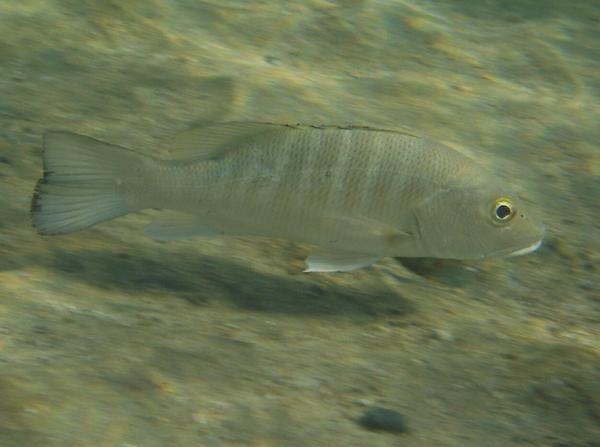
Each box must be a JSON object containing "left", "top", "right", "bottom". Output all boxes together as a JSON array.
[
  {"left": 168, "top": 122, "right": 296, "bottom": 161},
  {"left": 167, "top": 121, "right": 421, "bottom": 162}
]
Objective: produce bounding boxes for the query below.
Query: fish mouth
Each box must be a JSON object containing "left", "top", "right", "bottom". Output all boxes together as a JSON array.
[
  {"left": 485, "top": 238, "right": 543, "bottom": 258},
  {"left": 506, "top": 239, "right": 543, "bottom": 257}
]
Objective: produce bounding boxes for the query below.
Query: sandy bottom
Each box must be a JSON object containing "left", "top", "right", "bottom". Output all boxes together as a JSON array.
[{"left": 1, "top": 1, "right": 599, "bottom": 446}]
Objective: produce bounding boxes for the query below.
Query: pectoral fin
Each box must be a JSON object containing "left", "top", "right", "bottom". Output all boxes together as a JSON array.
[
  {"left": 326, "top": 215, "right": 412, "bottom": 246},
  {"left": 304, "top": 250, "right": 381, "bottom": 273},
  {"left": 144, "top": 212, "right": 220, "bottom": 241}
]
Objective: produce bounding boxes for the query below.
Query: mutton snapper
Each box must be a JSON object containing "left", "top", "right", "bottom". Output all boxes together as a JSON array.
[{"left": 31, "top": 122, "right": 544, "bottom": 272}]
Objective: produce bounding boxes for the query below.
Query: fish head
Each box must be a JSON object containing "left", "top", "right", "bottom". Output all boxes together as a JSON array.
[{"left": 413, "top": 183, "right": 545, "bottom": 260}]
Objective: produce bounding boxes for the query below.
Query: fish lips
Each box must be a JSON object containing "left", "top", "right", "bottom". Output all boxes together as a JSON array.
[
  {"left": 506, "top": 239, "right": 543, "bottom": 257},
  {"left": 486, "top": 238, "right": 544, "bottom": 258}
]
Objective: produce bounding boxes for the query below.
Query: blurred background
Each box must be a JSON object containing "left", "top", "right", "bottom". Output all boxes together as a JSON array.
[{"left": 0, "top": 1, "right": 599, "bottom": 446}]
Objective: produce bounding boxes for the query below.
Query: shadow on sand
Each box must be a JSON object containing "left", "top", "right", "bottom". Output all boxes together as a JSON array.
[{"left": 15, "top": 242, "right": 418, "bottom": 320}]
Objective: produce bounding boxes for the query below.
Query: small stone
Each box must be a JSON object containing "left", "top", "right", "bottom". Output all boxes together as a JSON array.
[
  {"left": 357, "top": 407, "right": 408, "bottom": 434},
  {"left": 546, "top": 237, "right": 578, "bottom": 262},
  {"left": 352, "top": 399, "right": 374, "bottom": 407},
  {"left": 264, "top": 55, "right": 280, "bottom": 65},
  {"left": 430, "top": 328, "right": 453, "bottom": 341}
]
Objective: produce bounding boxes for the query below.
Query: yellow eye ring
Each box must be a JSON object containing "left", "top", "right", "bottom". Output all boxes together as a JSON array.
[{"left": 492, "top": 198, "right": 515, "bottom": 223}]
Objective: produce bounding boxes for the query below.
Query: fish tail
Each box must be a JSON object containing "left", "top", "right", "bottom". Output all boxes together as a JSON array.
[{"left": 31, "top": 131, "right": 149, "bottom": 235}]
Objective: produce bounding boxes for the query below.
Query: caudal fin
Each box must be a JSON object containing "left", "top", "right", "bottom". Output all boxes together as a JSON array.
[{"left": 31, "top": 131, "right": 146, "bottom": 235}]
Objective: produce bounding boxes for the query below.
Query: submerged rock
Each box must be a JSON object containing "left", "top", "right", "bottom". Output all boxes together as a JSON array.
[{"left": 357, "top": 407, "right": 407, "bottom": 434}]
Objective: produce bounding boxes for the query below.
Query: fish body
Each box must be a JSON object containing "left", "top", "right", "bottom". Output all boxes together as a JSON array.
[{"left": 31, "top": 122, "right": 544, "bottom": 272}]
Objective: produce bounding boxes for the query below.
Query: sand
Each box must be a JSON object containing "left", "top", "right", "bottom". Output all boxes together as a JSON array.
[{"left": 0, "top": 0, "right": 599, "bottom": 445}]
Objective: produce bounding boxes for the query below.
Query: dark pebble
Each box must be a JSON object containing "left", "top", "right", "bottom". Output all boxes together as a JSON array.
[
  {"left": 264, "top": 55, "right": 280, "bottom": 65},
  {"left": 357, "top": 407, "right": 407, "bottom": 434}
]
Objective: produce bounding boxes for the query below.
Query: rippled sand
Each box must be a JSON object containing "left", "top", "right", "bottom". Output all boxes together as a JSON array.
[{"left": 1, "top": 1, "right": 599, "bottom": 446}]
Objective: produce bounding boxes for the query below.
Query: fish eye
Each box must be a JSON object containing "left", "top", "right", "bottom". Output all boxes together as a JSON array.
[{"left": 492, "top": 198, "right": 515, "bottom": 223}]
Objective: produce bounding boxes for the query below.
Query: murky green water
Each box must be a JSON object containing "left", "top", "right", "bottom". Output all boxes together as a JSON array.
[{"left": 1, "top": 1, "right": 599, "bottom": 446}]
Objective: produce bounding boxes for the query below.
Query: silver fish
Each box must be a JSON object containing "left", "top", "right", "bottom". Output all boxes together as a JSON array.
[{"left": 31, "top": 122, "right": 544, "bottom": 272}]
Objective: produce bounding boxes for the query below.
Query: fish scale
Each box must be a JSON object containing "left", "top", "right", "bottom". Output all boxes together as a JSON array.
[
  {"left": 30, "top": 123, "right": 544, "bottom": 272},
  {"left": 197, "top": 129, "right": 431, "bottom": 238}
]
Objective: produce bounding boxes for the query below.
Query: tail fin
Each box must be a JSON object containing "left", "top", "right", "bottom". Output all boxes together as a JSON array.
[{"left": 31, "top": 131, "right": 147, "bottom": 235}]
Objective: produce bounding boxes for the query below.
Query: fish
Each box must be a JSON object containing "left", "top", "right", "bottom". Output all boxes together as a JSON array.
[{"left": 31, "top": 122, "right": 544, "bottom": 272}]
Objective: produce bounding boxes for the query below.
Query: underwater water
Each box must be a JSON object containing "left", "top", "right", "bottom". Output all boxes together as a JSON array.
[{"left": 1, "top": 0, "right": 599, "bottom": 446}]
